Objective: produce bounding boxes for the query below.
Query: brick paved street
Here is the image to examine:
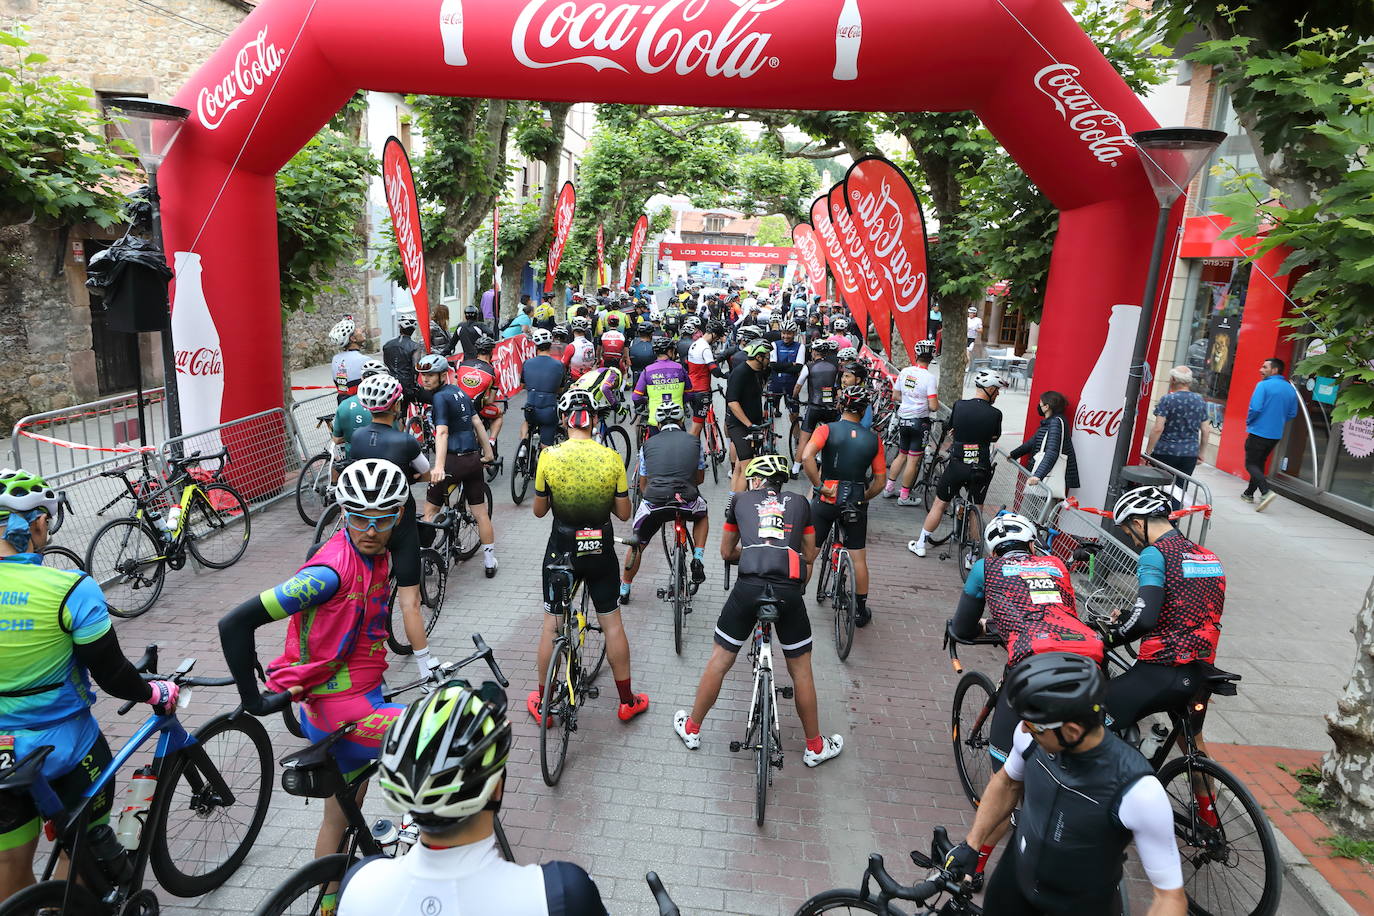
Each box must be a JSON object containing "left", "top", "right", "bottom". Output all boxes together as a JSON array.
[{"left": 76, "top": 402, "right": 1319, "bottom": 915}]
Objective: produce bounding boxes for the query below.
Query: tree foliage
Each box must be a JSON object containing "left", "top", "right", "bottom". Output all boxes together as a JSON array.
[{"left": 754, "top": 215, "right": 791, "bottom": 248}]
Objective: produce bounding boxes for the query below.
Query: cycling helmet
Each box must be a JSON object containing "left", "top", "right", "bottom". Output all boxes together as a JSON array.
[
  {"left": 0, "top": 469, "right": 60, "bottom": 518},
  {"left": 636, "top": 323, "right": 654, "bottom": 337},
  {"left": 743, "top": 339, "right": 772, "bottom": 359},
  {"left": 464, "top": 304, "right": 480, "bottom": 318},
  {"left": 838, "top": 346, "right": 858, "bottom": 361},
  {"left": 656, "top": 401, "right": 686, "bottom": 427},
  {"left": 559, "top": 387, "right": 596, "bottom": 410},
  {"left": 705, "top": 320, "right": 727, "bottom": 337},
  {"left": 652, "top": 335, "right": 675, "bottom": 354},
  {"left": 984, "top": 513, "right": 1037, "bottom": 556},
  {"left": 606, "top": 314, "right": 620, "bottom": 328},
  {"left": 417, "top": 354, "right": 450, "bottom": 375},
  {"left": 972, "top": 368, "right": 1009, "bottom": 390},
  {"left": 472, "top": 333, "right": 495, "bottom": 353},
  {"left": 397, "top": 314, "right": 418, "bottom": 332},
  {"left": 335, "top": 458, "right": 408, "bottom": 513},
  {"left": 377, "top": 680, "right": 511, "bottom": 827},
  {"left": 530, "top": 328, "right": 553, "bottom": 348},
  {"left": 552, "top": 325, "right": 571, "bottom": 342},
  {"left": 1004, "top": 652, "right": 1107, "bottom": 728},
  {"left": 839, "top": 384, "right": 870, "bottom": 414},
  {"left": 681, "top": 316, "right": 700, "bottom": 333},
  {"left": 360, "top": 359, "right": 389, "bottom": 379},
  {"left": 328, "top": 316, "right": 357, "bottom": 348},
  {"left": 779, "top": 320, "right": 799, "bottom": 334},
  {"left": 831, "top": 316, "right": 849, "bottom": 332},
  {"left": 812, "top": 339, "right": 838, "bottom": 355},
  {"left": 841, "top": 361, "right": 869, "bottom": 382},
  {"left": 357, "top": 374, "right": 404, "bottom": 413},
  {"left": 915, "top": 339, "right": 936, "bottom": 352},
  {"left": 745, "top": 454, "right": 791, "bottom": 484},
  {"left": 737, "top": 325, "right": 763, "bottom": 343},
  {"left": 570, "top": 316, "right": 591, "bottom": 333},
  {"left": 1112, "top": 486, "right": 1172, "bottom": 525}
]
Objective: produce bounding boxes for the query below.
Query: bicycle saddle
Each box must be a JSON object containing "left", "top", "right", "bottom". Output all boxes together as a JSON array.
[
  {"left": 281, "top": 723, "right": 358, "bottom": 769},
  {"left": 1192, "top": 661, "right": 1241, "bottom": 697},
  {"left": 757, "top": 601, "right": 781, "bottom": 624},
  {"left": 0, "top": 746, "right": 54, "bottom": 790},
  {"left": 315, "top": 414, "right": 334, "bottom": 424}
]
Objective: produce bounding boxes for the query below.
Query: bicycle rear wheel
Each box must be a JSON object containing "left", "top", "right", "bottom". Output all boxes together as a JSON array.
[
  {"left": 451, "top": 483, "right": 492, "bottom": 562},
  {"left": 952, "top": 670, "right": 999, "bottom": 807},
  {"left": 705, "top": 419, "right": 723, "bottom": 485},
  {"left": 787, "top": 417, "right": 800, "bottom": 463},
  {"left": 957, "top": 505, "right": 984, "bottom": 582},
  {"left": 510, "top": 437, "right": 533, "bottom": 505},
  {"left": 540, "top": 639, "right": 574, "bottom": 787},
  {"left": 815, "top": 531, "right": 836, "bottom": 603},
  {"left": 150, "top": 711, "right": 273, "bottom": 897},
  {"left": 251, "top": 852, "right": 359, "bottom": 916},
  {"left": 792, "top": 889, "right": 902, "bottom": 915},
  {"left": 672, "top": 542, "right": 687, "bottom": 656},
  {"left": 832, "top": 550, "right": 856, "bottom": 661},
  {"left": 755, "top": 671, "right": 774, "bottom": 826},
  {"left": 40, "top": 544, "right": 83, "bottom": 572},
  {"left": 581, "top": 585, "right": 607, "bottom": 683},
  {"left": 419, "top": 547, "right": 447, "bottom": 623},
  {"left": 85, "top": 517, "right": 165, "bottom": 618},
  {"left": 924, "top": 494, "right": 955, "bottom": 547},
  {"left": 1157, "top": 755, "right": 1281, "bottom": 916},
  {"left": 186, "top": 484, "right": 251, "bottom": 569},
  {"left": 0, "top": 880, "right": 103, "bottom": 916},
  {"left": 294, "top": 452, "right": 331, "bottom": 527},
  {"left": 602, "top": 424, "right": 632, "bottom": 468},
  {"left": 920, "top": 454, "right": 948, "bottom": 513}
]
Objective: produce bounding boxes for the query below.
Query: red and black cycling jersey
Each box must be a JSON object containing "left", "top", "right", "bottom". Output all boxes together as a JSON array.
[
  {"left": 455, "top": 358, "right": 497, "bottom": 406},
  {"left": 724, "top": 487, "right": 813, "bottom": 585},
  {"left": 812, "top": 419, "right": 885, "bottom": 488},
  {"left": 1138, "top": 533, "right": 1225, "bottom": 666},
  {"left": 976, "top": 553, "right": 1103, "bottom": 667}
]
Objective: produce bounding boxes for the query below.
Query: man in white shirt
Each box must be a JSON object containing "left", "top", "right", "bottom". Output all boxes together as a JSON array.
[
  {"left": 967, "top": 305, "right": 984, "bottom": 352},
  {"left": 881, "top": 343, "right": 939, "bottom": 504}
]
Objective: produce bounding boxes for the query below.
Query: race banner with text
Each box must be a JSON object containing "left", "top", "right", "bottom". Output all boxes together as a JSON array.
[
  {"left": 382, "top": 137, "right": 431, "bottom": 350},
  {"left": 544, "top": 181, "right": 576, "bottom": 293},
  {"left": 791, "top": 223, "right": 828, "bottom": 293},
  {"left": 490, "top": 334, "right": 535, "bottom": 399},
  {"left": 659, "top": 243, "right": 796, "bottom": 263},
  {"left": 624, "top": 214, "right": 648, "bottom": 291},
  {"left": 844, "top": 156, "right": 932, "bottom": 363},
  {"left": 829, "top": 182, "right": 891, "bottom": 355},
  {"left": 809, "top": 193, "right": 867, "bottom": 338},
  {"left": 595, "top": 223, "right": 606, "bottom": 287}
]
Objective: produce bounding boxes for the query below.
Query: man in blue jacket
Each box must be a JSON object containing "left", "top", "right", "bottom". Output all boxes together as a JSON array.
[{"left": 1243, "top": 357, "right": 1299, "bottom": 512}]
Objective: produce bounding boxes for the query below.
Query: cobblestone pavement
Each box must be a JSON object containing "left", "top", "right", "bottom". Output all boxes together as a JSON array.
[{"left": 78, "top": 400, "right": 1316, "bottom": 915}]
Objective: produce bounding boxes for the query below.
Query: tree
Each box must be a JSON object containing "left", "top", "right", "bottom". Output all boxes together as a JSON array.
[
  {"left": 495, "top": 102, "right": 572, "bottom": 319},
  {"left": 754, "top": 215, "right": 791, "bottom": 248}
]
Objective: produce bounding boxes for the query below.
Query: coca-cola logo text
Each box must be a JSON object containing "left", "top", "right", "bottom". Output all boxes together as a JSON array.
[
  {"left": 830, "top": 197, "right": 884, "bottom": 303},
  {"left": 848, "top": 178, "right": 927, "bottom": 313},
  {"left": 512, "top": 0, "right": 785, "bottom": 78},
  {"left": 197, "top": 29, "right": 285, "bottom": 131},
  {"left": 176, "top": 347, "right": 224, "bottom": 377},
  {"left": 491, "top": 337, "right": 534, "bottom": 397},
  {"left": 1032, "top": 64, "right": 1133, "bottom": 167},
  {"left": 810, "top": 205, "right": 859, "bottom": 294},
  {"left": 1075, "top": 403, "right": 1122, "bottom": 438},
  {"left": 836, "top": 24, "right": 861, "bottom": 39},
  {"left": 548, "top": 194, "right": 576, "bottom": 272},
  {"left": 793, "top": 228, "right": 826, "bottom": 285},
  {"left": 384, "top": 161, "right": 425, "bottom": 292}
]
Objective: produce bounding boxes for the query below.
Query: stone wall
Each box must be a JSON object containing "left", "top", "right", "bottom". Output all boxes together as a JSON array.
[{"left": 283, "top": 254, "right": 374, "bottom": 372}]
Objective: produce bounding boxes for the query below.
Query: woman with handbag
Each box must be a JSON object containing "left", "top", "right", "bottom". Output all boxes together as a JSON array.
[{"left": 1007, "top": 390, "right": 1078, "bottom": 500}]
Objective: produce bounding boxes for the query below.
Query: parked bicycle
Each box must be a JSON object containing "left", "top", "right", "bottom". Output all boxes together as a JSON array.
[
  {"left": 910, "top": 417, "right": 949, "bottom": 508},
  {"left": 795, "top": 827, "right": 983, "bottom": 915},
  {"left": 293, "top": 413, "right": 337, "bottom": 527},
  {"left": 85, "top": 450, "right": 251, "bottom": 618},
  {"left": 0, "top": 645, "right": 273, "bottom": 915},
  {"left": 727, "top": 584, "right": 790, "bottom": 826},
  {"left": 814, "top": 500, "right": 862, "bottom": 661}
]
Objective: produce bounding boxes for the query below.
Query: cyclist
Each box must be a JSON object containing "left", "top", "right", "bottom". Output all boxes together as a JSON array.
[
  {"left": 945, "top": 652, "right": 1185, "bottom": 915},
  {"left": 828, "top": 316, "right": 856, "bottom": 352},
  {"left": 456, "top": 304, "right": 491, "bottom": 359},
  {"left": 791, "top": 338, "right": 841, "bottom": 477},
  {"left": 337, "top": 682, "right": 608, "bottom": 915},
  {"left": 631, "top": 335, "right": 689, "bottom": 435},
  {"left": 562, "top": 317, "right": 597, "bottom": 381},
  {"left": 725, "top": 338, "right": 774, "bottom": 492},
  {"left": 0, "top": 471, "right": 180, "bottom": 900},
  {"left": 529, "top": 390, "right": 648, "bottom": 725},
  {"left": 951, "top": 512, "right": 1103, "bottom": 768},
  {"left": 330, "top": 315, "right": 370, "bottom": 404},
  {"left": 767, "top": 320, "right": 806, "bottom": 425},
  {"left": 456, "top": 332, "right": 504, "bottom": 460},
  {"left": 420, "top": 355, "right": 498, "bottom": 578},
  {"left": 532, "top": 292, "right": 559, "bottom": 331},
  {"left": 599, "top": 313, "right": 627, "bottom": 373},
  {"left": 350, "top": 374, "right": 434, "bottom": 656},
  {"left": 382, "top": 313, "right": 423, "bottom": 406},
  {"left": 332, "top": 359, "right": 391, "bottom": 467},
  {"left": 725, "top": 324, "right": 763, "bottom": 372},
  {"left": 1104, "top": 486, "right": 1227, "bottom": 773},
  {"left": 910, "top": 368, "right": 1005, "bottom": 559},
  {"left": 219, "top": 460, "right": 426, "bottom": 884},
  {"left": 838, "top": 359, "right": 877, "bottom": 428},
  {"left": 519, "top": 328, "right": 569, "bottom": 458},
  {"left": 686, "top": 321, "right": 726, "bottom": 437},
  {"left": 626, "top": 323, "right": 657, "bottom": 383},
  {"left": 569, "top": 365, "right": 623, "bottom": 420},
  {"left": 799, "top": 385, "right": 887, "bottom": 628},
  {"left": 672, "top": 455, "right": 843, "bottom": 767},
  {"left": 882, "top": 341, "right": 939, "bottom": 503},
  {"left": 675, "top": 316, "right": 700, "bottom": 364},
  {"left": 549, "top": 324, "right": 571, "bottom": 362},
  {"left": 619, "top": 400, "right": 709, "bottom": 604}
]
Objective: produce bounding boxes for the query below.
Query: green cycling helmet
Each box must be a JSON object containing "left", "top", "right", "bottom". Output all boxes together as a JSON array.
[{"left": 0, "top": 469, "right": 60, "bottom": 517}]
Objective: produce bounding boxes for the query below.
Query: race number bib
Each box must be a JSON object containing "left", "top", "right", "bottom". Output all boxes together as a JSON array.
[
  {"left": 334, "top": 368, "right": 350, "bottom": 393},
  {"left": 575, "top": 528, "right": 604, "bottom": 557},
  {"left": 1022, "top": 576, "right": 1062, "bottom": 605},
  {"left": 757, "top": 497, "right": 786, "bottom": 540},
  {"left": 819, "top": 386, "right": 835, "bottom": 406},
  {"left": 961, "top": 443, "right": 980, "bottom": 464},
  {"left": 0, "top": 734, "right": 14, "bottom": 771}
]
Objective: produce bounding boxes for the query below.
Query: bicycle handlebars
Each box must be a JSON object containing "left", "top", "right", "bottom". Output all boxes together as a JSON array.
[{"left": 116, "top": 652, "right": 237, "bottom": 715}]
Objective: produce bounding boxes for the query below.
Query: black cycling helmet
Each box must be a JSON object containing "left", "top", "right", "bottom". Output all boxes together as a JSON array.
[
  {"left": 552, "top": 325, "right": 571, "bottom": 342},
  {"left": 1004, "top": 652, "right": 1107, "bottom": 731},
  {"left": 652, "top": 335, "right": 675, "bottom": 354},
  {"left": 472, "top": 333, "right": 495, "bottom": 353},
  {"left": 841, "top": 360, "right": 869, "bottom": 382},
  {"left": 637, "top": 323, "right": 653, "bottom": 337},
  {"left": 464, "top": 304, "right": 480, "bottom": 318},
  {"left": 839, "top": 384, "right": 870, "bottom": 414},
  {"left": 705, "top": 320, "right": 727, "bottom": 337}
]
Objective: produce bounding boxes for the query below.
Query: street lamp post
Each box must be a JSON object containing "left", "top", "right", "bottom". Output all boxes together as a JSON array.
[
  {"left": 103, "top": 98, "right": 190, "bottom": 439},
  {"left": 1107, "top": 127, "right": 1226, "bottom": 503}
]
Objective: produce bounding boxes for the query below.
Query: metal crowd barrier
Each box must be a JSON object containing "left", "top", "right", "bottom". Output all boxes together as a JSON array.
[
  {"left": 8, "top": 388, "right": 168, "bottom": 475},
  {"left": 982, "top": 450, "right": 1058, "bottom": 527},
  {"left": 290, "top": 390, "right": 338, "bottom": 461},
  {"left": 42, "top": 451, "right": 163, "bottom": 562},
  {"left": 157, "top": 408, "right": 295, "bottom": 511},
  {"left": 1141, "top": 455, "right": 1213, "bottom": 545}
]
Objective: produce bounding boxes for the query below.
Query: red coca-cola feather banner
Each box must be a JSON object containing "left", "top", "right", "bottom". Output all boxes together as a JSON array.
[
  {"left": 381, "top": 137, "right": 430, "bottom": 351},
  {"left": 809, "top": 193, "right": 866, "bottom": 338},
  {"left": 791, "top": 223, "right": 828, "bottom": 293},
  {"left": 624, "top": 214, "right": 648, "bottom": 291},
  {"left": 595, "top": 223, "right": 606, "bottom": 287},
  {"left": 544, "top": 181, "right": 576, "bottom": 293},
  {"left": 843, "top": 156, "right": 931, "bottom": 363},
  {"left": 829, "top": 182, "right": 891, "bottom": 355}
]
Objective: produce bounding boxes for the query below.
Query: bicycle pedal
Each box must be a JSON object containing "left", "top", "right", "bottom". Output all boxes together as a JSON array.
[
  {"left": 656, "top": 588, "right": 668, "bottom": 600},
  {"left": 728, "top": 741, "right": 743, "bottom": 753},
  {"left": 771, "top": 755, "right": 784, "bottom": 769},
  {"left": 780, "top": 686, "right": 794, "bottom": 699},
  {"left": 586, "top": 686, "right": 599, "bottom": 700}
]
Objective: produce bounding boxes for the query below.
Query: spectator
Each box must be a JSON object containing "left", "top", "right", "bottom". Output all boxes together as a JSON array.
[
  {"left": 1243, "top": 357, "right": 1299, "bottom": 512},
  {"left": 429, "top": 304, "right": 453, "bottom": 356},
  {"left": 502, "top": 302, "right": 535, "bottom": 339},
  {"left": 1146, "top": 366, "right": 1210, "bottom": 478},
  {"left": 480, "top": 287, "right": 498, "bottom": 323},
  {"left": 966, "top": 306, "right": 983, "bottom": 352},
  {"left": 1007, "top": 390, "right": 1078, "bottom": 500}
]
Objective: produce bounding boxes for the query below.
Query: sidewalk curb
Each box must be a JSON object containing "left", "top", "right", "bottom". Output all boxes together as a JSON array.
[{"left": 1274, "top": 825, "right": 1361, "bottom": 916}]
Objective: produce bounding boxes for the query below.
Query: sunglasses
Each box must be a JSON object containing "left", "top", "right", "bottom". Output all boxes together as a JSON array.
[
  {"left": 344, "top": 509, "right": 403, "bottom": 534},
  {"left": 1023, "top": 720, "right": 1064, "bottom": 736}
]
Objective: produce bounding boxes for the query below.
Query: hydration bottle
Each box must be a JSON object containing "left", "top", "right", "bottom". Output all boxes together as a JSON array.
[
  {"left": 115, "top": 765, "right": 157, "bottom": 850},
  {"left": 165, "top": 504, "right": 182, "bottom": 533}
]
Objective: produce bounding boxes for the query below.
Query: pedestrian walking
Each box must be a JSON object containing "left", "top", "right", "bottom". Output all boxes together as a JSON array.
[
  {"left": 1146, "top": 366, "right": 1210, "bottom": 478},
  {"left": 1242, "top": 357, "right": 1298, "bottom": 512},
  {"left": 1006, "top": 390, "right": 1078, "bottom": 500}
]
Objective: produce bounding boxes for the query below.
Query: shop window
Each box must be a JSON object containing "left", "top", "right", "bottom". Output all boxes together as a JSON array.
[
  {"left": 1330, "top": 418, "right": 1374, "bottom": 506},
  {"left": 1180, "top": 258, "right": 1251, "bottom": 432}
]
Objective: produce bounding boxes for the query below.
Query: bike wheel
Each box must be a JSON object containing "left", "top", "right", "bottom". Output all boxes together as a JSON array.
[
  {"left": 957, "top": 505, "right": 984, "bottom": 582},
  {"left": 792, "top": 888, "right": 901, "bottom": 915},
  {"left": 787, "top": 417, "right": 800, "bottom": 463},
  {"left": 706, "top": 420, "right": 724, "bottom": 484},
  {"left": 540, "top": 639, "right": 574, "bottom": 787},
  {"left": 1156, "top": 755, "right": 1281, "bottom": 916},
  {"left": 0, "top": 880, "right": 103, "bottom": 916},
  {"left": 814, "top": 532, "right": 836, "bottom": 603},
  {"left": 755, "top": 671, "right": 774, "bottom": 826},
  {"left": 582, "top": 586, "right": 607, "bottom": 683},
  {"left": 185, "top": 484, "right": 251, "bottom": 569},
  {"left": 951, "top": 670, "right": 999, "bottom": 807},
  {"left": 150, "top": 712, "right": 273, "bottom": 897},
  {"left": 311, "top": 502, "right": 343, "bottom": 556},
  {"left": 924, "top": 489, "right": 955, "bottom": 547},
  {"left": 386, "top": 581, "right": 413, "bottom": 656},
  {"left": 832, "top": 550, "right": 856, "bottom": 661},
  {"left": 450, "top": 484, "right": 491, "bottom": 562},
  {"left": 603, "top": 424, "right": 632, "bottom": 468},
  {"left": 85, "top": 517, "right": 165, "bottom": 618},
  {"left": 510, "top": 439, "right": 532, "bottom": 505},
  {"left": 920, "top": 455, "right": 948, "bottom": 513},
  {"left": 294, "top": 452, "right": 331, "bottom": 527},
  {"left": 40, "top": 544, "right": 84, "bottom": 572},
  {"left": 418, "top": 547, "right": 446, "bottom": 631},
  {"left": 672, "top": 543, "right": 687, "bottom": 656},
  {"left": 250, "top": 852, "right": 359, "bottom": 916}
]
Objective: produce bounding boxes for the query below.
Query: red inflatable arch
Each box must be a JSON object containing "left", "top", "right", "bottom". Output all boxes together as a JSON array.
[{"left": 163, "top": 0, "right": 1171, "bottom": 500}]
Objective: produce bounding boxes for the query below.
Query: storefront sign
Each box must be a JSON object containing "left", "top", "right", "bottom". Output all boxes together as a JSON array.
[{"left": 1342, "top": 417, "right": 1374, "bottom": 459}]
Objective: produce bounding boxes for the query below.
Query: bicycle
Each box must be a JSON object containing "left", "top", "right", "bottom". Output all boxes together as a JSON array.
[
  {"left": 404, "top": 400, "right": 436, "bottom": 464},
  {"left": 85, "top": 450, "right": 251, "bottom": 619},
  {"left": 251, "top": 635, "right": 514, "bottom": 916},
  {"left": 382, "top": 538, "right": 446, "bottom": 657},
  {"left": 0, "top": 645, "right": 273, "bottom": 915},
  {"left": 538, "top": 545, "right": 617, "bottom": 787},
  {"left": 39, "top": 544, "right": 84, "bottom": 572},
  {"left": 910, "top": 417, "right": 949, "bottom": 508},
  {"left": 510, "top": 406, "right": 564, "bottom": 505},
  {"left": 313, "top": 476, "right": 490, "bottom": 563},
  {"left": 294, "top": 413, "right": 337, "bottom": 527},
  {"left": 655, "top": 512, "right": 698, "bottom": 656},
  {"left": 483, "top": 398, "right": 509, "bottom": 483},
  {"left": 700, "top": 387, "right": 729, "bottom": 484},
  {"left": 943, "top": 622, "right": 1005, "bottom": 807},
  {"left": 923, "top": 465, "right": 990, "bottom": 583},
  {"left": 814, "top": 499, "right": 862, "bottom": 661},
  {"left": 795, "top": 827, "right": 983, "bottom": 915},
  {"left": 592, "top": 409, "right": 632, "bottom": 468},
  {"left": 727, "top": 584, "right": 790, "bottom": 826}
]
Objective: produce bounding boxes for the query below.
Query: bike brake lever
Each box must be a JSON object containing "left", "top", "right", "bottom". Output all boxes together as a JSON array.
[{"left": 471, "top": 634, "right": 509, "bottom": 687}]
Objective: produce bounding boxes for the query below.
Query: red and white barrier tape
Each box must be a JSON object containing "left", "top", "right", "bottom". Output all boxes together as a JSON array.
[
  {"left": 1063, "top": 496, "right": 1213, "bottom": 521},
  {"left": 17, "top": 430, "right": 156, "bottom": 453}
]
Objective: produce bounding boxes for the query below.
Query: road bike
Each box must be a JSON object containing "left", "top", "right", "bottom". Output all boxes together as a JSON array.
[
  {"left": 382, "top": 543, "right": 446, "bottom": 657},
  {"left": 539, "top": 546, "right": 615, "bottom": 787},
  {"left": 592, "top": 409, "right": 632, "bottom": 468},
  {"left": 944, "top": 622, "right": 1006, "bottom": 807},
  {"left": 795, "top": 827, "right": 983, "bottom": 915},
  {"left": 910, "top": 417, "right": 950, "bottom": 508},
  {"left": 482, "top": 398, "right": 508, "bottom": 483},
  {"left": 655, "top": 512, "right": 698, "bottom": 656},
  {"left": 814, "top": 498, "right": 863, "bottom": 661},
  {"left": 700, "top": 387, "right": 729, "bottom": 484},
  {"left": 923, "top": 466, "right": 989, "bottom": 582},
  {"left": 404, "top": 400, "right": 436, "bottom": 465},
  {"left": 0, "top": 645, "right": 273, "bottom": 915},
  {"left": 727, "top": 584, "right": 790, "bottom": 826},
  {"left": 85, "top": 450, "right": 251, "bottom": 618},
  {"left": 39, "top": 544, "right": 84, "bottom": 572},
  {"left": 510, "top": 407, "right": 564, "bottom": 505},
  {"left": 250, "top": 635, "right": 513, "bottom": 916},
  {"left": 294, "top": 413, "right": 337, "bottom": 527}
]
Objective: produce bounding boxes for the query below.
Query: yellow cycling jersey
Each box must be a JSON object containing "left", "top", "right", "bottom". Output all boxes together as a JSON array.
[{"left": 534, "top": 438, "right": 628, "bottom": 529}]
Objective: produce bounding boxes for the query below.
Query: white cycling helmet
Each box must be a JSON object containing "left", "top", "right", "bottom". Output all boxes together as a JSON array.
[
  {"left": 972, "top": 368, "right": 1009, "bottom": 390},
  {"left": 737, "top": 325, "right": 763, "bottom": 342},
  {"left": 335, "top": 458, "right": 408, "bottom": 513},
  {"left": 417, "top": 353, "right": 449, "bottom": 375},
  {"left": 357, "top": 374, "right": 404, "bottom": 413},
  {"left": 838, "top": 346, "right": 858, "bottom": 361},
  {"left": 360, "top": 359, "right": 389, "bottom": 379},
  {"left": 915, "top": 339, "right": 935, "bottom": 352},
  {"left": 328, "top": 316, "right": 357, "bottom": 348},
  {"left": 831, "top": 316, "right": 849, "bottom": 331},
  {"left": 397, "top": 313, "right": 418, "bottom": 332},
  {"left": 681, "top": 316, "right": 701, "bottom": 333},
  {"left": 569, "top": 316, "right": 591, "bottom": 333},
  {"left": 1112, "top": 486, "right": 1172, "bottom": 526},
  {"left": 984, "top": 513, "right": 1037, "bottom": 556},
  {"left": 530, "top": 328, "right": 553, "bottom": 347}
]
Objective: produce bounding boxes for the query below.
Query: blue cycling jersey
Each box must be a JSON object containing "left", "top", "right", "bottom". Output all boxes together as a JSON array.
[{"left": 522, "top": 354, "right": 567, "bottom": 409}]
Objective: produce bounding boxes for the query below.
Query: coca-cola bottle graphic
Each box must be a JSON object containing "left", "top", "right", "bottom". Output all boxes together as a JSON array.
[
  {"left": 833, "top": 0, "right": 861, "bottom": 80},
  {"left": 440, "top": 0, "right": 467, "bottom": 66},
  {"left": 170, "top": 252, "right": 225, "bottom": 453},
  {"left": 1071, "top": 303, "right": 1140, "bottom": 506}
]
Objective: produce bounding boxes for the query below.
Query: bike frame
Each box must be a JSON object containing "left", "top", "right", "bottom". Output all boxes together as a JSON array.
[{"left": 744, "top": 622, "right": 781, "bottom": 750}]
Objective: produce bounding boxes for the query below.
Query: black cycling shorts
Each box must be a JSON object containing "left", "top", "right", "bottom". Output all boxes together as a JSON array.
[
  {"left": 984, "top": 840, "right": 1123, "bottom": 915},
  {"left": 1106, "top": 660, "right": 1209, "bottom": 735},
  {"left": 989, "top": 673, "right": 1017, "bottom": 769},
  {"left": 542, "top": 533, "right": 621, "bottom": 616},
  {"left": 390, "top": 497, "right": 421, "bottom": 588},
  {"left": 713, "top": 578, "right": 812, "bottom": 658},
  {"left": 687, "top": 391, "right": 711, "bottom": 423},
  {"left": 897, "top": 417, "right": 932, "bottom": 454},
  {"left": 727, "top": 426, "right": 766, "bottom": 463},
  {"left": 936, "top": 461, "right": 992, "bottom": 503},
  {"left": 427, "top": 451, "right": 486, "bottom": 509},
  {"left": 0, "top": 734, "right": 113, "bottom": 848},
  {"left": 801, "top": 406, "right": 839, "bottom": 434},
  {"left": 524, "top": 404, "right": 560, "bottom": 446},
  {"left": 811, "top": 497, "right": 868, "bottom": 550}
]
